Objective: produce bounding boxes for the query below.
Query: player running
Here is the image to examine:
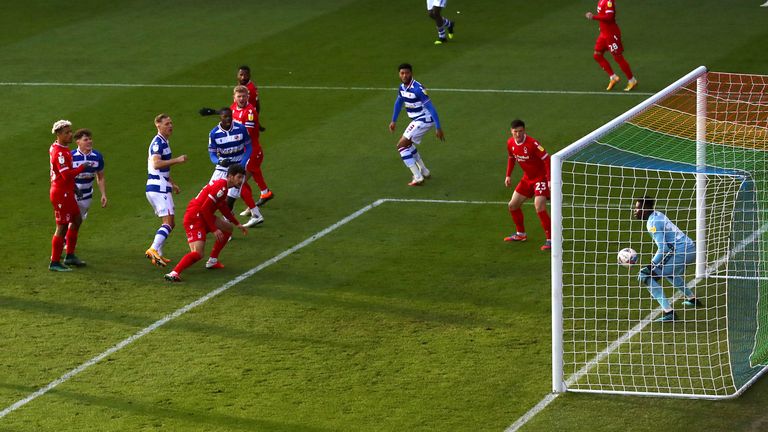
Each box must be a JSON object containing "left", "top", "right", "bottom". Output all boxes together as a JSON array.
[
  {"left": 164, "top": 164, "right": 248, "bottom": 282},
  {"left": 145, "top": 114, "right": 188, "bottom": 267},
  {"left": 71, "top": 129, "right": 107, "bottom": 220},
  {"left": 427, "top": 0, "right": 455, "bottom": 45},
  {"left": 48, "top": 120, "right": 96, "bottom": 271},
  {"left": 585, "top": 0, "right": 637, "bottom": 91},
  {"left": 503, "top": 120, "right": 552, "bottom": 251},
  {"left": 634, "top": 196, "right": 703, "bottom": 322},
  {"left": 389, "top": 63, "right": 445, "bottom": 186}
]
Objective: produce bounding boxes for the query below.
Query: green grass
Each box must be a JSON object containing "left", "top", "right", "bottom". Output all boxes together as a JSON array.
[{"left": 1, "top": 0, "right": 768, "bottom": 430}]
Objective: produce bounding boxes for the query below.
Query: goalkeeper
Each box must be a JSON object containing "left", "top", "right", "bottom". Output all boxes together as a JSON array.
[{"left": 633, "top": 196, "right": 703, "bottom": 322}]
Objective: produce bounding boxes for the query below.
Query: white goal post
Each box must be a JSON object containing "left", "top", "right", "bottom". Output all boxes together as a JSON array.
[{"left": 551, "top": 66, "right": 768, "bottom": 399}]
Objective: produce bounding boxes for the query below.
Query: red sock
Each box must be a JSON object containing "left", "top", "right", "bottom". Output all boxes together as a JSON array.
[
  {"left": 537, "top": 210, "right": 552, "bottom": 240},
  {"left": 241, "top": 181, "right": 256, "bottom": 209},
  {"left": 51, "top": 235, "right": 65, "bottom": 262},
  {"left": 611, "top": 53, "right": 633, "bottom": 80},
  {"left": 65, "top": 228, "right": 78, "bottom": 255},
  {"left": 510, "top": 208, "right": 525, "bottom": 233},
  {"left": 210, "top": 232, "right": 231, "bottom": 259},
  {"left": 593, "top": 52, "right": 614, "bottom": 76},
  {"left": 173, "top": 251, "right": 202, "bottom": 274},
  {"left": 251, "top": 167, "right": 268, "bottom": 192}
]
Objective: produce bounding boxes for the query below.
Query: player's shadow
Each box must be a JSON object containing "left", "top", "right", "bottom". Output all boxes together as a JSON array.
[
  {"left": 0, "top": 383, "right": 332, "bottom": 432},
  {"left": 0, "top": 295, "right": 355, "bottom": 350}
]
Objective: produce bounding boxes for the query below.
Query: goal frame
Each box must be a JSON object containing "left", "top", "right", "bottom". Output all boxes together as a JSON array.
[{"left": 549, "top": 66, "right": 768, "bottom": 399}]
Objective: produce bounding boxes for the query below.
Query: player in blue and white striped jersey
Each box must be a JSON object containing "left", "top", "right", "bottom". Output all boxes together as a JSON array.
[
  {"left": 389, "top": 63, "right": 445, "bottom": 186},
  {"left": 634, "top": 196, "right": 703, "bottom": 322},
  {"left": 71, "top": 129, "right": 106, "bottom": 220},
  {"left": 207, "top": 108, "right": 263, "bottom": 228},
  {"left": 145, "top": 114, "right": 188, "bottom": 267}
]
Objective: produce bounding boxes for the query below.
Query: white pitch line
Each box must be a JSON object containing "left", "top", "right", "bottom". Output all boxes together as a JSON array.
[
  {"left": 505, "top": 222, "right": 768, "bottom": 431},
  {"left": 0, "top": 81, "right": 653, "bottom": 96},
  {"left": 0, "top": 197, "right": 506, "bottom": 420}
]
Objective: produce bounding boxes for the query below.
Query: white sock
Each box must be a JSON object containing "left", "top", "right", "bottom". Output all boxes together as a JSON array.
[
  {"left": 409, "top": 164, "right": 423, "bottom": 179},
  {"left": 251, "top": 206, "right": 263, "bottom": 218}
]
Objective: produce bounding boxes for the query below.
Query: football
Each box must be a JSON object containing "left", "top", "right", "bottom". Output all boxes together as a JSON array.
[{"left": 617, "top": 247, "right": 638, "bottom": 267}]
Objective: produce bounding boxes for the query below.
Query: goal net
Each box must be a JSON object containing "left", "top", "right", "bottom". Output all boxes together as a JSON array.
[{"left": 551, "top": 66, "right": 768, "bottom": 398}]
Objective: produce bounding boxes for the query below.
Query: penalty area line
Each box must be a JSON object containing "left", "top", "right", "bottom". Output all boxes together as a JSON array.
[
  {"left": 0, "top": 81, "right": 653, "bottom": 96},
  {"left": 0, "top": 197, "right": 505, "bottom": 420}
]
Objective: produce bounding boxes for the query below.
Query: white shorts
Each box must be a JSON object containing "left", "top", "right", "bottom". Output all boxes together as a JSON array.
[
  {"left": 146, "top": 191, "right": 175, "bottom": 217},
  {"left": 77, "top": 198, "right": 91, "bottom": 220},
  {"left": 426, "top": 0, "right": 447, "bottom": 9},
  {"left": 209, "top": 168, "right": 241, "bottom": 199},
  {"left": 402, "top": 120, "right": 435, "bottom": 145}
]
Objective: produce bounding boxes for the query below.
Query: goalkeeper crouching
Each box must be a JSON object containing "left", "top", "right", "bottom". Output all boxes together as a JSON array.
[{"left": 633, "top": 196, "right": 703, "bottom": 322}]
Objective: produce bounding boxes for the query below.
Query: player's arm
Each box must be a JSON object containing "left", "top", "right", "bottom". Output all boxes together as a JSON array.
[
  {"left": 151, "top": 153, "right": 188, "bottom": 170},
  {"left": 649, "top": 226, "right": 673, "bottom": 269},
  {"left": 96, "top": 170, "right": 107, "bottom": 207},
  {"left": 389, "top": 95, "right": 404, "bottom": 132},
  {"left": 167, "top": 175, "right": 181, "bottom": 194},
  {"left": 216, "top": 200, "right": 241, "bottom": 226},
  {"left": 505, "top": 145, "right": 516, "bottom": 187},
  {"left": 241, "top": 134, "right": 253, "bottom": 164},
  {"left": 587, "top": 7, "right": 615, "bottom": 22}
]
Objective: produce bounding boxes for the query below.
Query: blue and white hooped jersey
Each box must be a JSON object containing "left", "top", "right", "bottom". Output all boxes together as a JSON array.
[
  {"left": 71, "top": 148, "right": 104, "bottom": 201},
  {"left": 647, "top": 211, "right": 695, "bottom": 265},
  {"left": 147, "top": 134, "right": 172, "bottom": 193},
  {"left": 397, "top": 79, "right": 434, "bottom": 124},
  {"left": 208, "top": 122, "right": 251, "bottom": 169}
]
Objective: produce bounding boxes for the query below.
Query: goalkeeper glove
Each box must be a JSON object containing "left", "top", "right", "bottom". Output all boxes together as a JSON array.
[
  {"left": 199, "top": 107, "right": 217, "bottom": 116},
  {"left": 259, "top": 124, "right": 266, "bottom": 132},
  {"left": 74, "top": 187, "right": 84, "bottom": 199},
  {"left": 218, "top": 158, "right": 233, "bottom": 167}
]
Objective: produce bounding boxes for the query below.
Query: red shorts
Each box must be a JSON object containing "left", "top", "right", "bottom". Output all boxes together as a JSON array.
[
  {"left": 246, "top": 147, "right": 264, "bottom": 172},
  {"left": 515, "top": 177, "right": 550, "bottom": 199},
  {"left": 50, "top": 188, "right": 80, "bottom": 224},
  {"left": 183, "top": 212, "right": 209, "bottom": 243},
  {"left": 594, "top": 33, "right": 623, "bottom": 55}
]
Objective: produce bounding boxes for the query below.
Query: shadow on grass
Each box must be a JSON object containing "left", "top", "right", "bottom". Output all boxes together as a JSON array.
[{"left": 0, "top": 383, "right": 332, "bottom": 432}]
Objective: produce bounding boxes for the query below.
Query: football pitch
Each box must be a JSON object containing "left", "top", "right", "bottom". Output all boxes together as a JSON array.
[{"left": 1, "top": 0, "right": 768, "bottom": 430}]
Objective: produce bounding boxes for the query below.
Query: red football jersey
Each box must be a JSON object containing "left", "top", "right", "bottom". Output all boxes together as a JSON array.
[
  {"left": 245, "top": 81, "right": 259, "bottom": 108},
  {"left": 230, "top": 102, "right": 260, "bottom": 148},
  {"left": 506, "top": 135, "right": 550, "bottom": 181},
  {"left": 185, "top": 179, "right": 239, "bottom": 232},
  {"left": 594, "top": 0, "right": 621, "bottom": 37},
  {"left": 49, "top": 142, "right": 85, "bottom": 190}
]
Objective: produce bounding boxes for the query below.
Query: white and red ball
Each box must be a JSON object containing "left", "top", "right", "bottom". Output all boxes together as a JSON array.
[{"left": 617, "top": 248, "right": 638, "bottom": 267}]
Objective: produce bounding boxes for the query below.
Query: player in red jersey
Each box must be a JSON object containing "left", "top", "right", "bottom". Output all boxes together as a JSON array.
[
  {"left": 231, "top": 85, "right": 274, "bottom": 216},
  {"left": 503, "top": 119, "right": 552, "bottom": 251},
  {"left": 48, "top": 120, "right": 95, "bottom": 271},
  {"left": 237, "top": 65, "right": 261, "bottom": 114},
  {"left": 585, "top": 0, "right": 637, "bottom": 92},
  {"left": 164, "top": 164, "right": 248, "bottom": 282}
]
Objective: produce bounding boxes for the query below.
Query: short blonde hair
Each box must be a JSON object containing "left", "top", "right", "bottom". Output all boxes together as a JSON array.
[
  {"left": 154, "top": 113, "right": 170, "bottom": 125},
  {"left": 51, "top": 119, "right": 72, "bottom": 134},
  {"left": 233, "top": 85, "right": 249, "bottom": 95}
]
